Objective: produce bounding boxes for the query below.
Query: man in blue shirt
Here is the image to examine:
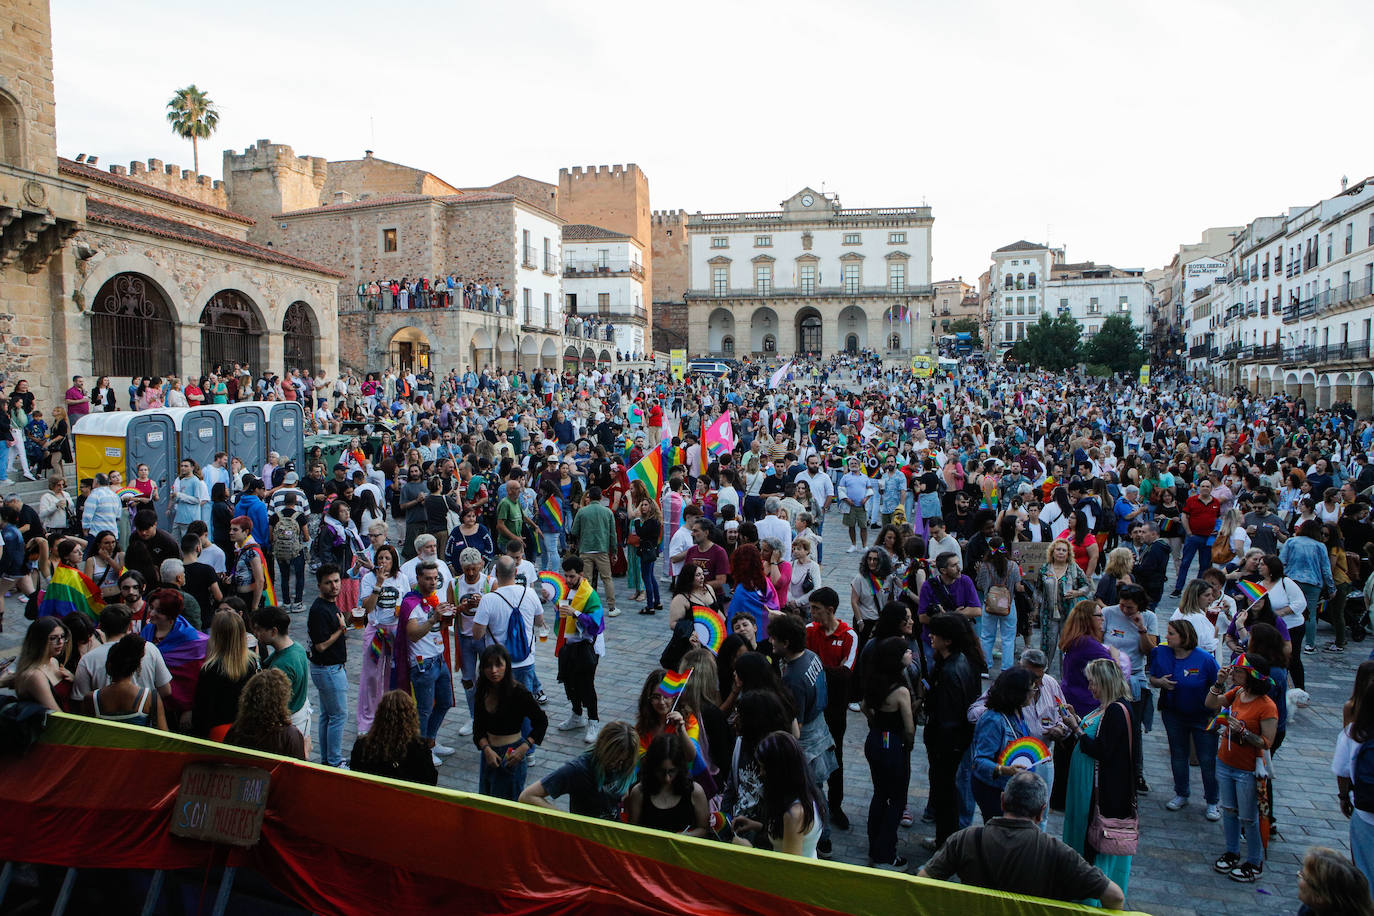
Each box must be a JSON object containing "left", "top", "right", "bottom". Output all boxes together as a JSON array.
[{"left": 838, "top": 457, "right": 873, "bottom": 554}]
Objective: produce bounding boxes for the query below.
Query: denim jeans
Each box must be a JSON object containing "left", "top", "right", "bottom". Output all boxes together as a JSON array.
[
  {"left": 1352, "top": 812, "right": 1374, "bottom": 895},
  {"left": 514, "top": 662, "right": 542, "bottom": 700},
  {"left": 309, "top": 663, "right": 349, "bottom": 766},
  {"left": 457, "top": 632, "right": 482, "bottom": 717},
  {"left": 640, "top": 553, "right": 660, "bottom": 607},
  {"left": 479, "top": 738, "right": 529, "bottom": 800},
  {"left": 0, "top": 439, "right": 9, "bottom": 481},
  {"left": 1217, "top": 760, "right": 1263, "bottom": 865},
  {"left": 409, "top": 656, "right": 454, "bottom": 741},
  {"left": 1160, "top": 709, "right": 1218, "bottom": 804},
  {"left": 538, "top": 525, "right": 559, "bottom": 571},
  {"left": 864, "top": 728, "right": 910, "bottom": 864},
  {"left": 957, "top": 745, "right": 975, "bottom": 829},
  {"left": 277, "top": 554, "right": 306, "bottom": 605},
  {"left": 980, "top": 609, "right": 1017, "bottom": 670},
  {"left": 1174, "top": 534, "right": 1211, "bottom": 591},
  {"left": 1295, "top": 581, "right": 1323, "bottom": 649}
]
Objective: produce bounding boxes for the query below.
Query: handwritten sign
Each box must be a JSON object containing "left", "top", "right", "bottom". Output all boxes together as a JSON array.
[
  {"left": 1013, "top": 541, "right": 1051, "bottom": 571},
  {"left": 170, "top": 763, "right": 271, "bottom": 847}
]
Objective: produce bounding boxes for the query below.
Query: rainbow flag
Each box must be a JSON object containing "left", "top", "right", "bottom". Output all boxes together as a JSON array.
[
  {"left": 555, "top": 577, "right": 601, "bottom": 656},
  {"left": 660, "top": 441, "right": 686, "bottom": 472},
  {"left": 241, "top": 541, "right": 277, "bottom": 608},
  {"left": 626, "top": 445, "right": 666, "bottom": 498},
  {"left": 1235, "top": 579, "right": 1267, "bottom": 606},
  {"left": 140, "top": 615, "right": 207, "bottom": 716},
  {"left": 36, "top": 564, "right": 105, "bottom": 622},
  {"left": 657, "top": 668, "right": 691, "bottom": 699},
  {"left": 537, "top": 495, "right": 564, "bottom": 529},
  {"left": 1206, "top": 707, "right": 1232, "bottom": 732}
]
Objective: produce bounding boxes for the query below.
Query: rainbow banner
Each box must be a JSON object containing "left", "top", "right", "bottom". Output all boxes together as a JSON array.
[
  {"left": 139, "top": 614, "right": 207, "bottom": 718},
  {"left": 626, "top": 446, "right": 666, "bottom": 498},
  {"left": 0, "top": 715, "right": 1136, "bottom": 916},
  {"left": 657, "top": 668, "right": 691, "bottom": 699},
  {"left": 36, "top": 564, "right": 105, "bottom": 622},
  {"left": 660, "top": 441, "right": 687, "bottom": 472}
]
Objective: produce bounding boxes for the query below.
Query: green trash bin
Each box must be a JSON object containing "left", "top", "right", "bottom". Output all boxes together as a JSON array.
[{"left": 305, "top": 433, "right": 352, "bottom": 473}]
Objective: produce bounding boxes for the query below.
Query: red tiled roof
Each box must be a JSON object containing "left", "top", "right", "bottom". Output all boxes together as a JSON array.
[
  {"left": 276, "top": 190, "right": 516, "bottom": 219},
  {"left": 85, "top": 199, "right": 345, "bottom": 278},
  {"left": 59, "top": 158, "right": 255, "bottom": 225}
]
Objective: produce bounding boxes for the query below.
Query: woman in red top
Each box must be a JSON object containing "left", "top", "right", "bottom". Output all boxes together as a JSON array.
[
  {"left": 1204, "top": 653, "right": 1278, "bottom": 883},
  {"left": 1063, "top": 510, "right": 1099, "bottom": 575}
]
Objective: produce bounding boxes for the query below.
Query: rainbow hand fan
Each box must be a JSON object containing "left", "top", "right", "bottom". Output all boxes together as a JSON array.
[
  {"left": 537, "top": 570, "right": 568, "bottom": 604},
  {"left": 115, "top": 486, "right": 141, "bottom": 501},
  {"left": 998, "top": 736, "right": 1051, "bottom": 770},
  {"left": 691, "top": 605, "right": 727, "bottom": 655}
]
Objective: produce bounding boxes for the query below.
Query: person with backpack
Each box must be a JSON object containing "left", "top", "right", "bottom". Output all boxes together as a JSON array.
[
  {"left": 1334, "top": 667, "right": 1374, "bottom": 890},
  {"left": 270, "top": 492, "right": 309, "bottom": 613},
  {"left": 472, "top": 556, "right": 546, "bottom": 700},
  {"left": 974, "top": 537, "right": 1021, "bottom": 676}
]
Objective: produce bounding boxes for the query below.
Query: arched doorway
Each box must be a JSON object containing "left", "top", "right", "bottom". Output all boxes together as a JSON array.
[
  {"left": 838, "top": 305, "right": 868, "bottom": 353},
  {"left": 541, "top": 339, "right": 558, "bottom": 369},
  {"left": 845, "top": 334, "right": 859, "bottom": 354},
  {"left": 1354, "top": 371, "right": 1374, "bottom": 416},
  {"left": 750, "top": 307, "right": 779, "bottom": 355},
  {"left": 883, "top": 305, "right": 911, "bottom": 351},
  {"left": 282, "top": 301, "right": 318, "bottom": 375},
  {"left": 707, "top": 308, "right": 735, "bottom": 357},
  {"left": 390, "top": 327, "right": 431, "bottom": 373},
  {"left": 564, "top": 345, "right": 579, "bottom": 372},
  {"left": 89, "top": 272, "right": 177, "bottom": 378},
  {"left": 200, "top": 290, "right": 263, "bottom": 375},
  {"left": 582, "top": 347, "right": 596, "bottom": 370},
  {"left": 520, "top": 336, "right": 539, "bottom": 371},
  {"left": 796, "top": 308, "right": 822, "bottom": 355},
  {"left": 599, "top": 349, "right": 613, "bottom": 368}
]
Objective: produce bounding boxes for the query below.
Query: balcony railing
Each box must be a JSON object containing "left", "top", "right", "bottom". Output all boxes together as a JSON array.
[
  {"left": 1188, "top": 343, "right": 1210, "bottom": 358},
  {"left": 1241, "top": 343, "right": 1282, "bottom": 363},
  {"left": 1221, "top": 341, "right": 1242, "bottom": 360},
  {"left": 1281, "top": 340, "right": 1372, "bottom": 365},
  {"left": 522, "top": 245, "right": 536, "bottom": 269},
  {"left": 564, "top": 259, "right": 646, "bottom": 280},
  {"left": 687, "top": 284, "right": 934, "bottom": 300},
  {"left": 337, "top": 290, "right": 517, "bottom": 318},
  {"left": 1311, "top": 276, "right": 1374, "bottom": 314}
]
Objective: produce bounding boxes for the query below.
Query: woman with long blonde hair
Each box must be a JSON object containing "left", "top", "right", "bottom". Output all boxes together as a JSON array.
[{"left": 192, "top": 611, "right": 259, "bottom": 740}]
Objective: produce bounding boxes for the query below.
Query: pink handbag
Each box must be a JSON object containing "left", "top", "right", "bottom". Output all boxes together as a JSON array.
[{"left": 1087, "top": 701, "right": 1139, "bottom": 855}]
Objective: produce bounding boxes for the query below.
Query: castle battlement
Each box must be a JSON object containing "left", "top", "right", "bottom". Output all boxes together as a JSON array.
[
  {"left": 652, "top": 209, "right": 686, "bottom": 223},
  {"left": 74, "top": 153, "right": 228, "bottom": 204},
  {"left": 560, "top": 164, "right": 644, "bottom": 181},
  {"left": 225, "top": 139, "right": 328, "bottom": 182}
]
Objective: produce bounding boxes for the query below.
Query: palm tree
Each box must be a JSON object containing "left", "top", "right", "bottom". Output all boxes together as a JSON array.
[{"left": 165, "top": 85, "right": 220, "bottom": 175}]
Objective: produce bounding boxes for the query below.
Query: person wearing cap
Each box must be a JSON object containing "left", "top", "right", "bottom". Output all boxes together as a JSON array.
[
  {"left": 269, "top": 471, "right": 309, "bottom": 516},
  {"left": 168, "top": 458, "right": 210, "bottom": 545}
]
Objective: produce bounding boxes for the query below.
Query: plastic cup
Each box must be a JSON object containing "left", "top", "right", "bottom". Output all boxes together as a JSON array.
[{"left": 350, "top": 607, "right": 366, "bottom": 629}]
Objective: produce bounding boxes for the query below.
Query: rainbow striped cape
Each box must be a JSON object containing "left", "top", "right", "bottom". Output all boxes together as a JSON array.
[
  {"left": 239, "top": 541, "right": 277, "bottom": 607},
  {"left": 537, "top": 496, "right": 564, "bottom": 529},
  {"left": 140, "top": 615, "right": 207, "bottom": 713},
  {"left": 555, "top": 577, "right": 602, "bottom": 656},
  {"left": 36, "top": 564, "right": 105, "bottom": 622}
]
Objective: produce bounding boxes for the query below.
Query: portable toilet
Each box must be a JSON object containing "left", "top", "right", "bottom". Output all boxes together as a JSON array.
[
  {"left": 73, "top": 411, "right": 178, "bottom": 526},
  {"left": 205, "top": 403, "right": 267, "bottom": 481},
  {"left": 173, "top": 406, "right": 226, "bottom": 471},
  {"left": 267, "top": 401, "right": 306, "bottom": 471}
]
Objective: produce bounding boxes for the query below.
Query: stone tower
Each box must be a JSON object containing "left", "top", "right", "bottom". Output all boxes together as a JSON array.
[
  {"left": 558, "top": 164, "right": 653, "bottom": 330},
  {"left": 651, "top": 209, "right": 689, "bottom": 352},
  {"left": 222, "top": 139, "right": 327, "bottom": 246}
]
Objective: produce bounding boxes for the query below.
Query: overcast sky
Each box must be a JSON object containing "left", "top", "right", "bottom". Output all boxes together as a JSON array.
[{"left": 51, "top": 0, "right": 1373, "bottom": 282}]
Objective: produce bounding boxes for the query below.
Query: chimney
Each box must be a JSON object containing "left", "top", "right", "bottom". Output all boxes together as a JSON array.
[
  {"left": 364, "top": 150, "right": 374, "bottom": 159},
  {"left": 1341, "top": 175, "right": 1349, "bottom": 191},
  {"left": 87, "top": 156, "right": 98, "bottom": 166},
  {"left": 75, "top": 153, "right": 86, "bottom": 163}
]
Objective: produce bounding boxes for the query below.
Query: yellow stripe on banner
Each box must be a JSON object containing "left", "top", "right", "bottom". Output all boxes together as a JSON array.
[{"left": 33, "top": 715, "right": 1143, "bottom": 916}]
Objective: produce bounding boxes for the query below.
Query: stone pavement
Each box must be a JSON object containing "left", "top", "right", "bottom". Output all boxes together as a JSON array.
[{"left": 2, "top": 503, "right": 1364, "bottom": 916}]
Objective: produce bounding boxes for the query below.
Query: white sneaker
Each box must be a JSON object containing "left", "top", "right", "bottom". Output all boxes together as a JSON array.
[
  {"left": 432, "top": 743, "right": 456, "bottom": 757},
  {"left": 459, "top": 722, "right": 474, "bottom": 737},
  {"left": 557, "top": 713, "right": 586, "bottom": 731},
  {"left": 1166, "top": 795, "right": 1187, "bottom": 811},
  {"left": 584, "top": 720, "right": 601, "bottom": 743},
  {"left": 431, "top": 753, "right": 443, "bottom": 767},
  {"left": 606, "top": 608, "right": 621, "bottom": 617},
  {"left": 1205, "top": 804, "right": 1222, "bottom": 821},
  {"left": 847, "top": 545, "right": 858, "bottom": 554}
]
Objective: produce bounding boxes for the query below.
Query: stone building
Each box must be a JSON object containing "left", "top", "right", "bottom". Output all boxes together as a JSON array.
[
  {"left": 222, "top": 141, "right": 569, "bottom": 376},
  {"left": 650, "top": 209, "right": 689, "bottom": 353},
  {"left": 931, "top": 278, "right": 979, "bottom": 340},
  {"left": 686, "top": 189, "right": 934, "bottom": 361},
  {"left": 561, "top": 224, "right": 647, "bottom": 356},
  {"left": 0, "top": 0, "right": 340, "bottom": 413}
]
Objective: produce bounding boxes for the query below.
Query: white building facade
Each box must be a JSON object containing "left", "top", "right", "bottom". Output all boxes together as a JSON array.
[
  {"left": 686, "top": 188, "right": 934, "bottom": 360},
  {"left": 561, "top": 224, "right": 648, "bottom": 357},
  {"left": 1046, "top": 267, "right": 1152, "bottom": 338},
  {"left": 988, "top": 241, "right": 1059, "bottom": 349}
]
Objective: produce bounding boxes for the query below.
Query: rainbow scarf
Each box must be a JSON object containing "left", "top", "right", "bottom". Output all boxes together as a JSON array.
[
  {"left": 240, "top": 541, "right": 277, "bottom": 607},
  {"left": 140, "top": 615, "right": 207, "bottom": 714},
  {"left": 867, "top": 571, "right": 887, "bottom": 609},
  {"left": 36, "top": 564, "right": 105, "bottom": 622},
  {"left": 555, "top": 578, "right": 601, "bottom": 656}
]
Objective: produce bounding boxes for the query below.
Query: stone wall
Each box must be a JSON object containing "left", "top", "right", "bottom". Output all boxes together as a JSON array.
[
  {"left": 483, "top": 176, "right": 558, "bottom": 215},
  {"left": 222, "top": 140, "right": 328, "bottom": 245},
  {"left": 0, "top": 0, "right": 57, "bottom": 175},
  {"left": 440, "top": 199, "right": 516, "bottom": 289},
  {"left": 323, "top": 153, "right": 459, "bottom": 202},
  {"left": 558, "top": 164, "right": 652, "bottom": 330},
  {"left": 652, "top": 301, "right": 688, "bottom": 353},
  {"left": 103, "top": 158, "right": 228, "bottom": 210},
  {"left": 277, "top": 199, "right": 441, "bottom": 284},
  {"left": 651, "top": 208, "right": 688, "bottom": 306},
  {"left": 337, "top": 309, "right": 561, "bottom": 376}
]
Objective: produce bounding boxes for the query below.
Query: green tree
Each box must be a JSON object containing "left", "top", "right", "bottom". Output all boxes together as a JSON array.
[
  {"left": 1021, "top": 312, "right": 1082, "bottom": 371},
  {"left": 166, "top": 85, "right": 220, "bottom": 175},
  {"left": 1082, "top": 314, "right": 1147, "bottom": 375},
  {"left": 946, "top": 317, "right": 982, "bottom": 348}
]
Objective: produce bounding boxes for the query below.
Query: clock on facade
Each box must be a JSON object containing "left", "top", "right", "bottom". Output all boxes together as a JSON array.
[{"left": 801, "top": 194, "right": 814, "bottom": 207}]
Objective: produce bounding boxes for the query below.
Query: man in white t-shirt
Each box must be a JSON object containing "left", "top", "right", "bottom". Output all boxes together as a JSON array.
[
  {"left": 503, "top": 538, "right": 539, "bottom": 589},
  {"left": 473, "top": 556, "right": 546, "bottom": 701},
  {"left": 667, "top": 506, "right": 700, "bottom": 578},
  {"left": 402, "top": 533, "right": 456, "bottom": 599},
  {"left": 72, "top": 605, "right": 172, "bottom": 704},
  {"left": 757, "top": 496, "right": 794, "bottom": 563}
]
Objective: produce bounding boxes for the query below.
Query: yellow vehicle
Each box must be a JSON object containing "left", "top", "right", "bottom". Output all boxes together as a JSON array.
[{"left": 910, "top": 355, "right": 935, "bottom": 378}]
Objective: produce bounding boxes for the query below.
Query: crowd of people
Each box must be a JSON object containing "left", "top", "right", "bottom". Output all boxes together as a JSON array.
[
  {"left": 353, "top": 277, "right": 505, "bottom": 313},
  {"left": 3, "top": 350, "right": 1374, "bottom": 913}
]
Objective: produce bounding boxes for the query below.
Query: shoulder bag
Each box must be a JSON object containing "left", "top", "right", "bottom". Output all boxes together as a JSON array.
[{"left": 1087, "top": 700, "right": 1138, "bottom": 855}]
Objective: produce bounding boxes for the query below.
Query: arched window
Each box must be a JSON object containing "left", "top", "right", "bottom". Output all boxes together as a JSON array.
[
  {"left": 762, "top": 334, "right": 776, "bottom": 353},
  {"left": 283, "top": 301, "right": 317, "bottom": 375},
  {"left": 1028, "top": 272, "right": 1037, "bottom": 288},
  {"left": 798, "top": 315, "right": 822, "bottom": 353},
  {"left": 200, "top": 291, "right": 263, "bottom": 376},
  {"left": 90, "top": 273, "right": 177, "bottom": 377},
  {"left": 1004, "top": 275, "right": 1013, "bottom": 290},
  {"left": 0, "top": 90, "right": 24, "bottom": 168},
  {"left": 889, "top": 334, "right": 901, "bottom": 350},
  {"left": 1016, "top": 273, "right": 1025, "bottom": 290},
  {"left": 721, "top": 335, "right": 735, "bottom": 356}
]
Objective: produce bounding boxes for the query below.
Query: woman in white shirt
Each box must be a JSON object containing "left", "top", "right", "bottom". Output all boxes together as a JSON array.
[
  {"left": 786, "top": 538, "right": 822, "bottom": 609},
  {"left": 1170, "top": 579, "right": 1221, "bottom": 658},
  {"left": 356, "top": 543, "right": 408, "bottom": 734}
]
